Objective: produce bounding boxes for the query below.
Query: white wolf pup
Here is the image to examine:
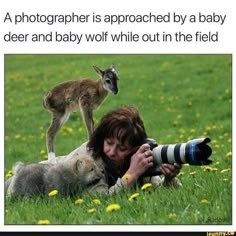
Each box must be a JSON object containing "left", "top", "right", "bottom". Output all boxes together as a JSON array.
[{"left": 5, "top": 155, "right": 108, "bottom": 197}]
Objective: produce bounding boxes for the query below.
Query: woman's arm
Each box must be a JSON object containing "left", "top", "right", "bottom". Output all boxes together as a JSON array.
[
  {"left": 123, "top": 144, "right": 154, "bottom": 187},
  {"left": 108, "top": 144, "right": 153, "bottom": 194},
  {"left": 108, "top": 153, "right": 183, "bottom": 194}
]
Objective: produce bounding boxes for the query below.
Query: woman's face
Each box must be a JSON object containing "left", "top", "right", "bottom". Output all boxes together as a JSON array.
[{"left": 103, "top": 137, "right": 132, "bottom": 164}]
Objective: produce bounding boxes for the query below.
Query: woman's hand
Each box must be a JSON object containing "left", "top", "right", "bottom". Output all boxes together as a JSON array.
[
  {"left": 159, "top": 163, "right": 182, "bottom": 186},
  {"left": 123, "top": 144, "right": 154, "bottom": 187}
]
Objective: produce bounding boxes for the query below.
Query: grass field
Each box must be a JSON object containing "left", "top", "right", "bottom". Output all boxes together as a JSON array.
[{"left": 4, "top": 54, "right": 232, "bottom": 225}]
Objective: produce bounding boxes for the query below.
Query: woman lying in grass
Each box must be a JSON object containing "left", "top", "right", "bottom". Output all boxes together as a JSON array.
[{"left": 6, "top": 105, "right": 182, "bottom": 197}]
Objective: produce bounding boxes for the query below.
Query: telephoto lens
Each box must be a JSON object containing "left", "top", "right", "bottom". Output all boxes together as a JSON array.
[{"left": 143, "top": 137, "right": 212, "bottom": 176}]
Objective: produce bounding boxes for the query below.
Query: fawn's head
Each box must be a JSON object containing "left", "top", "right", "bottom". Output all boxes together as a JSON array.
[{"left": 93, "top": 64, "right": 119, "bottom": 94}]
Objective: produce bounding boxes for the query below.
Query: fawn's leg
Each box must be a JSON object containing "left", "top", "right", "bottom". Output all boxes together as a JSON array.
[
  {"left": 46, "top": 111, "right": 70, "bottom": 161},
  {"left": 80, "top": 104, "right": 94, "bottom": 140}
]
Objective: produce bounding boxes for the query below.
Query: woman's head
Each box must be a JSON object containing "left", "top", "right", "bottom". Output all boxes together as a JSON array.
[{"left": 87, "top": 106, "right": 148, "bottom": 160}]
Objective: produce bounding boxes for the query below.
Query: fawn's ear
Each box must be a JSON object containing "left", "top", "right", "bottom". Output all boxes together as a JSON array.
[
  {"left": 93, "top": 65, "right": 104, "bottom": 77},
  {"left": 110, "top": 64, "right": 116, "bottom": 72}
]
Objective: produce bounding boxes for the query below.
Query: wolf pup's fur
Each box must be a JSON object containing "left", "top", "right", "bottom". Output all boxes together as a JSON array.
[{"left": 5, "top": 155, "right": 108, "bottom": 197}]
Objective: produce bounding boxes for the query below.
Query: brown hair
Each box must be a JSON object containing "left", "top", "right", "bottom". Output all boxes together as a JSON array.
[{"left": 87, "top": 105, "right": 148, "bottom": 159}]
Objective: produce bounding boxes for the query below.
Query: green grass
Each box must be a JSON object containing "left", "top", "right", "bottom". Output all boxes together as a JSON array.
[{"left": 4, "top": 54, "right": 232, "bottom": 225}]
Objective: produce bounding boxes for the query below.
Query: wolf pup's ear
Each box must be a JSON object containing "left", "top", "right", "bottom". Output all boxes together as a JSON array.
[{"left": 76, "top": 159, "right": 84, "bottom": 171}]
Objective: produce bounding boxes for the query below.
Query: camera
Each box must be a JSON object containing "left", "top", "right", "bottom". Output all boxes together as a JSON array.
[{"left": 144, "top": 137, "right": 212, "bottom": 176}]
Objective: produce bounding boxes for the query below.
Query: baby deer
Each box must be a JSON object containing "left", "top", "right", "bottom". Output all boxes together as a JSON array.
[{"left": 43, "top": 64, "right": 119, "bottom": 161}]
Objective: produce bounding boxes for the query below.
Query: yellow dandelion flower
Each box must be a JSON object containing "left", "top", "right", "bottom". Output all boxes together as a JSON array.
[
  {"left": 88, "top": 208, "right": 96, "bottom": 214},
  {"left": 173, "top": 120, "right": 178, "bottom": 126},
  {"left": 225, "top": 89, "right": 230, "bottom": 94},
  {"left": 226, "top": 152, "right": 232, "bottom": 158},
  {"left": 221, "top": 168, "right": 231, "bottom": 174},
  {"left": 40, "top": 133, "right": 45, "bottom": 139},
  {"left": 92, "top": 199, "right": 101, "bottom": 205},
  {"left": 6, "top": 170, "right": 13, "bottom": 178},
  {"left": 176, "top": 114, "right": 182, "bottom": 119},
  {"left": 189, "top": 171, "right": 197, "bottom": 176},
  {"left": 66, "top": 127, "right": 73, "bottom": 133},
  {"left": 179, "top": 128, "right": 185, "bottom": 134},
  {"left": 183, "top": 163, "right": 189, "bottom": 167},
  {"left": 37, "top": 219, "right": 50, "bottom": 225},
  {"left": 190, "top": 128, "right": 196, "bottom": 133},
  {"left": 75, "top": 198, "right": 84, "bottom": 205},
  {"left": 48, "top": 190, "right": 59, "bottom": 197},
  {"left": 201, "top": 166, "right": 214, "bottom": 172},
  {"left": 215, "top": 161, "right": 220, "bottom": 165},
  {"left": 128, "top": 193, "right": 139, "bottom": 201},
  {"left": 200, "top": 199, "right": 209, "bottom": 204},
  {"left": 205, "top": 126, "right": 212, "bottom": 131},
  {"left": 15, "top": 134, "right": 21, "bottom": 139},
  {"left": 122, "top": 173, "right": 131, "bottom": 181},
  {"left": 177, "top": 171, "right": 184, "bottom": 177},
  {"left": 141, "top": 183, "right": 152, "bottom": 190},
  {"left": 106, "top": 204, "right": 121, "bottom": 212},
  {"left": 211, "top": 140, "right": 217, "bottom": 144},
  {"left": 190, "top": 171, "right": 197, "bottom": 176},
  {"left": 168, "top": 213, "right": 177, "bottom": 218},
  {"left": 40, "top": 149, "right": 45, "bottom": 155}
]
